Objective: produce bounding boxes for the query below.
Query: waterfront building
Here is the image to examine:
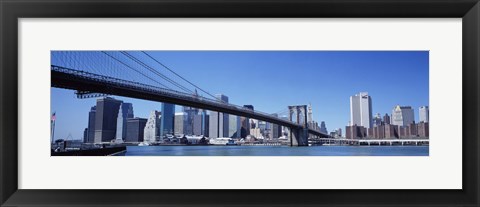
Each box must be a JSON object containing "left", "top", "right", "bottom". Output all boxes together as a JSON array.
[
  {"left": 372, "top": 125, "right": 386, "bottom": 139},
  {"left": 407, "top": 122, "right": 418, "bottom": 137},
  {"left": 373, "top": 113, "right": 383, "bottom": 126},
  {"left": 208, "top": 94, "right": 229, "bottom": 138},
  {"left": 419, "top": 106, "right": 429, "bottom": 123},
  {"left": 257, "top": 121, "right": 268, "bottom": 138},
  {"left": 126, "top": 118, "right": 147, "bottom": 143},
  {"left": 367, "top": 128, "right": 374, "bottom": 138},
  {"left": 183, "top": 106, "right": 198, "bottom": 135},
  {"left": 86, "top": 106, "right": 96, "bottom": 143},
  {"left": 269, "top": 113, "right": 281, "bottom": 139},
  {"left": 398, "top": 126, "right": 408, "bottom": 138},
  {"left": 174, "top": 112, "right": 187, "bottom": 135},
  {"left": 228, "top": 115, "right": 241, "bottom": 138},
  {"left": 280, "top": 116, "right": 290, "bottom": 138},
  {"left": 144, "top": 110, "right": 161, "bottom": 143},
  {"left": 83, "top": 128, "right": 88, "bottom": 143},
  {"left": 209, "top": 111, "right": 221, "bottom": 138},
  {"left": 391, "top": 105, "right": 415, "bottom": 126},
  {"left": 240, "top": 105, "right": 254, "bottom": 138},
  {"left": 307, "top": 104, "right": 313, "bottom": 123},
  {"left": 272, "top": 123, "right": 281, "bottom": 139},
  {"left": 346, "top": 125, "right": 367, "bottom": 139},
  {"left": 193, "top": 113, "right": 209, "bottom": 136},
  {"left": 217, "top": 94, "right": 229, "bottom": 137},
  {"left": 94, "top": 97, "right": 122, "bottom": 143},
  {"left": 418, "top": 122, "right": 429, "bottom": 137},
  {"left": 350, "top": 92, "right": 373, "bottom": 129},
  {"left": 383, "top": 113, "right": 391, "bottom": 125},
  {"left": 384, "top": 124, "right": 398, "bottom": 139},
  {"left": 115, "top": 103, "right": 134, "bottom": 142},
  {"left": 337, "top": 128, "right": 342, "bottom": 137},
  {"left": 320, "top": 121, "right": 328, "bottom": 134},
  {"left": 160, "top": 103, "right": 175, "bottom": 137},
  {"left": 250, "top": 128, "right": 263, "bottom": 139}
]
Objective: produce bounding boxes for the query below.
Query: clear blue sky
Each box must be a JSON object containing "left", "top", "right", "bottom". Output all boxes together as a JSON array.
[{"left": 51, "top": 51, "right": 429, "bottom": 140}]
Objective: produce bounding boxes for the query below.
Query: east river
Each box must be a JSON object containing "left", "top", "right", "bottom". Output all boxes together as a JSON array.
[{"left": 115, "top": 145, "right": 429, "bottom": 156}]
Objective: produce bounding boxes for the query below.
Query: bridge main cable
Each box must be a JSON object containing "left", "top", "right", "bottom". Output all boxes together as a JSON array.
[
  {"left": 101, "top": 51, "right": 172, "bottom": 90},
  {"left": 142, "top": 51, "right": 218, "bottom": 100},
  {"left": 120, "top": 51, "right": 195, "bottom": 94}
]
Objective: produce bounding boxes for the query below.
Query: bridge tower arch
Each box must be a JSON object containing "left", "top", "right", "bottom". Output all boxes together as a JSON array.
[{"left": 288, "top": 105, "right": 309, "bottom": 146}]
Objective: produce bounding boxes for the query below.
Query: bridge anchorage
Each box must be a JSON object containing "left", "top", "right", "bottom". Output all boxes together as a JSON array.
[{"left": 288, "top": 105, "right": 309, "bottom": 146}]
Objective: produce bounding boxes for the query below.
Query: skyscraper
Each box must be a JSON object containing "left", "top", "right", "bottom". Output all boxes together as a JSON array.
[
  {"left": 94, "top": 97, "right": 122, "bottom": 143},
  {"left": 209, "top": 94, "right": 229, "bottom": 138},
  {"left": 83, "top": 128, "right": 88, "bottom": 143},
  {"left": 144, "top": 110, "right": 161, "bottom": 143},
  {"left": 307, "top": 103, "right": 313, "bottom": 123},
  {"left": 350, "top": 92, "right": 373, "bottom": 129},
  {"left": 160, "top": 103, "right": 175, "bottom": 137},
  {"left": 419, "top": 106, "right": 429, "bottom": 123},
  {"left": 217, "top": 94, "right": 229, "bottom": 137},
  {"left": 320, "top": 121, "right": 328, "bottom": 134},
  {"left": 383, "top": 113, "right": 391, "bottom": 125},
  {"left": 373, "top": 113, "right": 382, "bottom": 126},
  {"left": 174, "top": 112, "right": 187, "bottom": 135},
  {"left": 270, "top": 113, "right": 281, "bottom": 139},
  {"left": 228, "top": 115, "right": 241, "bottom": 138},
  {"left": 240, "top": 105, "right": 254, "bottom": 138},
  {"left": 115, "top": 103, "right": 134, "bottom": 142},
  {"left": 86, "top": 106, "right": 96, "bottom": 143},
  {"left": 183, "top": 106, "right": 198, "bottom": 135},
  {"left": 193, "top": 113, "right": 209, "bottom": 136},
  {"left": 126, "top": 118, "right": 147, "bottom": 143},
  {"left": 391, "top": 105, "right": 415, "bottom": 126}
]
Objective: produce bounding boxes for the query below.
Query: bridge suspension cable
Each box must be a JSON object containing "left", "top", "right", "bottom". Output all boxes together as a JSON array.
[
  {"left": 119, "top": 51, "right": 195, "bottom": 94},
  {"left": 100, "top": 51, "right": 172, "bottom": 90},
  {"left": 141, "top": 51, "right": 218, "bottom": 100}
]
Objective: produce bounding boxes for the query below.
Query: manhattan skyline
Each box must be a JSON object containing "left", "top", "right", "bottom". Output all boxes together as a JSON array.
[{"left": 51, "top": 51, "right": 429, "bottom": 141}]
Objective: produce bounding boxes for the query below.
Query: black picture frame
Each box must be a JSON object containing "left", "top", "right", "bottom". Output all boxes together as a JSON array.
[{"left": 1, "top": 0, "right": 479, "bottom": 206}]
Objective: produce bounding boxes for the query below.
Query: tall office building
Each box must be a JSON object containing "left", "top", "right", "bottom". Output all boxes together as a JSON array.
[
  {"left": 160, "top": 103, "right": 175, "bottom": 137},
  {"left": 218, "top": 94, "right": 229, "bottom": 137},
  {"left": 350, "top": 92, "right": 373, "bottom": 129},
  {"left": 209, "top": 111, "right": 221, "bottom": 138},
  {"left": 419, "top": 106, "right": 429, "bottom": 123},
  {"left": 373, "top": 113, "right": 382, "bottom": 126},
  {"left": 115, "top": 103, "right": 134, "bottom": 142},
  {"left": 193, "top": 113, "right": 209, "bottom": 136},
  {"left": 86, "top": 106, "right": 96, "bottom": 143},
  {"left": 391, "top": 105, "right": 415, "bottom": 126},
  {"left": 83, "top": 128, "right": 88, "bottom": 143},
  {"left": 270, "top": 113, "right": 281, "bottom": 139},
  {"left": 320, "top": 121, "right": 328, "bottom": 134},
  {"left": 183, "top": 106, "right": 198, "bottom": 135},
  {"left": 228, "top": 115, "right": 241, "bottom": 138},
  {"left": 94, "top": 97, "right": 122, "bottom": 143},
  {"left": 209, "top": 94, "right": 229, "bottom": 138},
  {"left": 126, "top": 118, "right": 147, "bottom": 143},
  {"left": 307, "top": 103, "right": 313, "bottom": 123},
  {"left": 383, "top": 113, "right": 391, "bottom": 125},
  {"left": 144, "top": 110, "right": 161, "bottom": 143},
  {"left": 280, "top": 116, "right": 290, "bottom": 138},
  {"left": 240, "top": 105, "right": 254, "bottom": 138},
  {"left": 174, "top": 112, "right": 187, "bottom": 135}
]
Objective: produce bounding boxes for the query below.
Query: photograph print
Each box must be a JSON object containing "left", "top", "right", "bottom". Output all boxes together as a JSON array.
[{"left": 50, "top": 51, "right": 429, "bottom": 156}]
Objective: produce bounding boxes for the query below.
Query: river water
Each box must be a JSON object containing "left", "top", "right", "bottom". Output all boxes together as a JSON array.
[{"left": 116, "top": 145, "right": 429, "bottom": 156}]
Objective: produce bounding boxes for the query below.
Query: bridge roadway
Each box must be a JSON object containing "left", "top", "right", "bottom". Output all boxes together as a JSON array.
[{"left": 51, "top": 65, "right": 330, "bottom": 139}]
